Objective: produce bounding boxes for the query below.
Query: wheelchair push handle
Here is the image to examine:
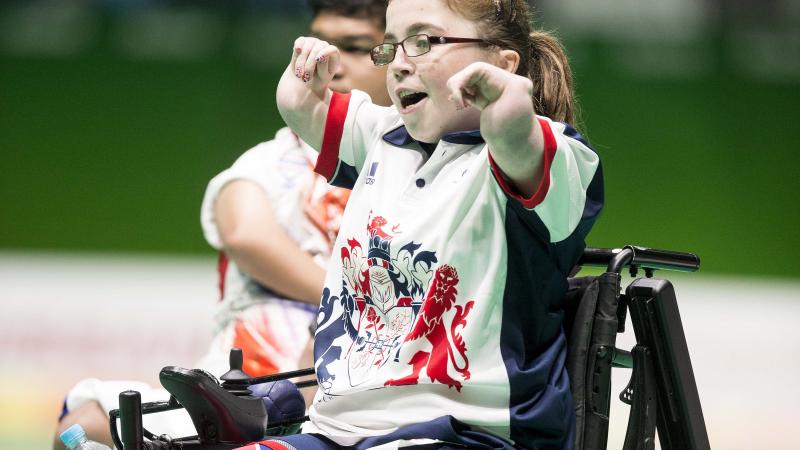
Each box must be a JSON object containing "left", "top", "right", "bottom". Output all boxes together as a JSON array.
[{"left": 580, "top": 245, "right": 700, "bottom": 274}]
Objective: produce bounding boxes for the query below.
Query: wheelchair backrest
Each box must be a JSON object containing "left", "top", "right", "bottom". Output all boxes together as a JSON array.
[
  {"left": 563, "top": 276, "right": 600, "bottom": 450},
  {"left": 562, "top": 271, "right": 710, "bottom": 450}
]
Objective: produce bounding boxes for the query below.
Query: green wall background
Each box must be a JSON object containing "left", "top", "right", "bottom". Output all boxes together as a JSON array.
[{"left": 2, "top": 8, "right": 798, "bottom": 278}]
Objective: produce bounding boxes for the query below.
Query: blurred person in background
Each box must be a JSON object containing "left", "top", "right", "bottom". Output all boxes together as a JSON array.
[{"left": 52, "top": 1, "right": 390, "bottom": 448}]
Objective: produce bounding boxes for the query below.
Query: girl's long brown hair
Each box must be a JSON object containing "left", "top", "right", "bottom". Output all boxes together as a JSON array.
[{"left": 443, "top": 0, "right": 577, "bottom": 124}]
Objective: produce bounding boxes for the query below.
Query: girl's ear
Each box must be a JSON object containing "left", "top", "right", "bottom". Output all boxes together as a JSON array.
[{"left": 495, "top": 49, "right": 520, "bottom": 73}]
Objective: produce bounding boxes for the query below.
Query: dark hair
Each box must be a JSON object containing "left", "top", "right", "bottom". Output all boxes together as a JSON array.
[
  {"left": 444, "top": 0, "right": 577, "bottom": 125},
  {"left": 308, "top": 0, "right": 388, "bottom": 29}
]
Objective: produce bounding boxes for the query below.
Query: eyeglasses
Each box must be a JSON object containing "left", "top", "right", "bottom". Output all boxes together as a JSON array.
[{"left": 370, "top": 34, "right": 496, "bottom": 66}]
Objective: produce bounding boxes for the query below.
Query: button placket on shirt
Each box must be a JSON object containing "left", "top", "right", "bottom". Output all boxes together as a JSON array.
[
  {"left": 403, "top": 143, "right": 442, "bottom": 197},
  {"left": 401, "top": 142, "right": 473, "bottom": 201}
]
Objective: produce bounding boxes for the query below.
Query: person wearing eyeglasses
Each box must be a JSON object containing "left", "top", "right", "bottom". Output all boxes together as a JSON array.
[
  {"left": 52, "top": 1, "right": 391, "bottom": 449},
  {"left": 252, "top": 0, "right": 605, "bottom": 449}
]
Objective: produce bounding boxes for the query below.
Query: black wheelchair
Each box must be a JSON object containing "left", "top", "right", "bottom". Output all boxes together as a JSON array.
[{"left": 110, "top": 245, "right": 710, "bottom": 450}]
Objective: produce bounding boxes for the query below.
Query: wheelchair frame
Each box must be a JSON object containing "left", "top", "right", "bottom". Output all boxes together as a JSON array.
[
  {"left": 565, "top": 247, "right": 709, "bottom": 450},
  {"left": 111, "top": 245, "right": 710, "bottom": 450}
]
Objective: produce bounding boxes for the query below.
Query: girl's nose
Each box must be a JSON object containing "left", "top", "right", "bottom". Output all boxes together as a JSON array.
[{"left": 389, "top": 45, "right": 414, "bottom": 80}]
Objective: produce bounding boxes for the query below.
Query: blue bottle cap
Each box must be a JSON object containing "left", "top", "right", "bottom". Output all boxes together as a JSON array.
[{"left": 60, "top": 423, "right": 86, "bottom": 448}]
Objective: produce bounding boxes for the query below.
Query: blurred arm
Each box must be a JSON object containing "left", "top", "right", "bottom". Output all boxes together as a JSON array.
[{"left": 214, "top": 179, "right": 325, "bottom": 305}]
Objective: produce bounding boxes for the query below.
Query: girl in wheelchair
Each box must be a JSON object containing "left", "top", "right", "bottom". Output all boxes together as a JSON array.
[{"left": 263, "top": 0, "right": 603, "bottom": 448}]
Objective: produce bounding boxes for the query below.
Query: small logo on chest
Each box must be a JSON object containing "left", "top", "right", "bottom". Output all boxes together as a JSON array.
[{"left": 366, "top": 161, "right": 379, "bottom": 185}]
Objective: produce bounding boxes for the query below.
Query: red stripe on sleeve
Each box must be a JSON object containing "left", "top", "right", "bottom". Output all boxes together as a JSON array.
[
  {"left": 489, "top": 117, "right": 557, "bottom": 209},
  {"left": 314, "top": 91, "right": 352, "bottom": 181}
]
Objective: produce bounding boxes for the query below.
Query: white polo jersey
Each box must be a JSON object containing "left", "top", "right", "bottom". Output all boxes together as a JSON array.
[{"left": 305, "top": 90, "right": 603, "bottom": 449}]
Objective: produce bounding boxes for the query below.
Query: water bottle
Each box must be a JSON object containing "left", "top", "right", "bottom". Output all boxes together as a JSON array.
[{"left": 59, "top": 423, "right": 112, "bottom": 450}]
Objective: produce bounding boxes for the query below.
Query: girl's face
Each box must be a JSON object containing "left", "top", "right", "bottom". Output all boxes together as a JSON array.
[{"left": 385, "top": 0, "right": 493, "bottom": 143}]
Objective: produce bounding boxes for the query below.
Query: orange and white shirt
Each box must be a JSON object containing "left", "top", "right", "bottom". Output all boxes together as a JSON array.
[{"left": 199, "top": 127, "right": 350, "bottom": 376}]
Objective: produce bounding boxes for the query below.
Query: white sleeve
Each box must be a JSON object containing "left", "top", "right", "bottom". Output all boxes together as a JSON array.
[
  {"left": 534, "top": 119, "right": 601, "bottom": 242},
  {"left": 314, "top": 89, "right": 400, "bottom": 188},
  {"left": 490, "top": 117, "right": 603, "bottom": 243},
  {"left": 199, "top": 140, "right": 283, "bottom": 249}
]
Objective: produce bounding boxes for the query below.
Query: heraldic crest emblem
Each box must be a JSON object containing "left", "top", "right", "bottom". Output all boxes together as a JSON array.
[{"left": 315, "top": 213, "right": 475, "bottom": 395}]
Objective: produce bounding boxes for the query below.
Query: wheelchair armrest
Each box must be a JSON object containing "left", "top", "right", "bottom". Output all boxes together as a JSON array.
[{"left": 160, "top": 366, "right": 269, "bottom": 444}]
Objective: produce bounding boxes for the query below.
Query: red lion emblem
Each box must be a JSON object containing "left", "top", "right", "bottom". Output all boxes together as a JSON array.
[{"left": 384, "top": 264, "right": 474, "bottom": 391}]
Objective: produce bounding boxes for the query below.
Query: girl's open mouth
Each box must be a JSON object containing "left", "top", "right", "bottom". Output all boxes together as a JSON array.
[{"left": 397, "top": 90, "right": 428, "bottom": 113}]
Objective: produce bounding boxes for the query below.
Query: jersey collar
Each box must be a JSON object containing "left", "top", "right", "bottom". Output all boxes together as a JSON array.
[{"left": 382, "top": 125, "right": 485, "bottom": 147}]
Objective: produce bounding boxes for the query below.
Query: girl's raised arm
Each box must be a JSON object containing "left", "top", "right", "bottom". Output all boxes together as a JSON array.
[
  {"left": 447, "top": 62, "right": 546, "bottom": 198},
  {"left": 277, "top": 37, "right": 342, "bottom": 152}
]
